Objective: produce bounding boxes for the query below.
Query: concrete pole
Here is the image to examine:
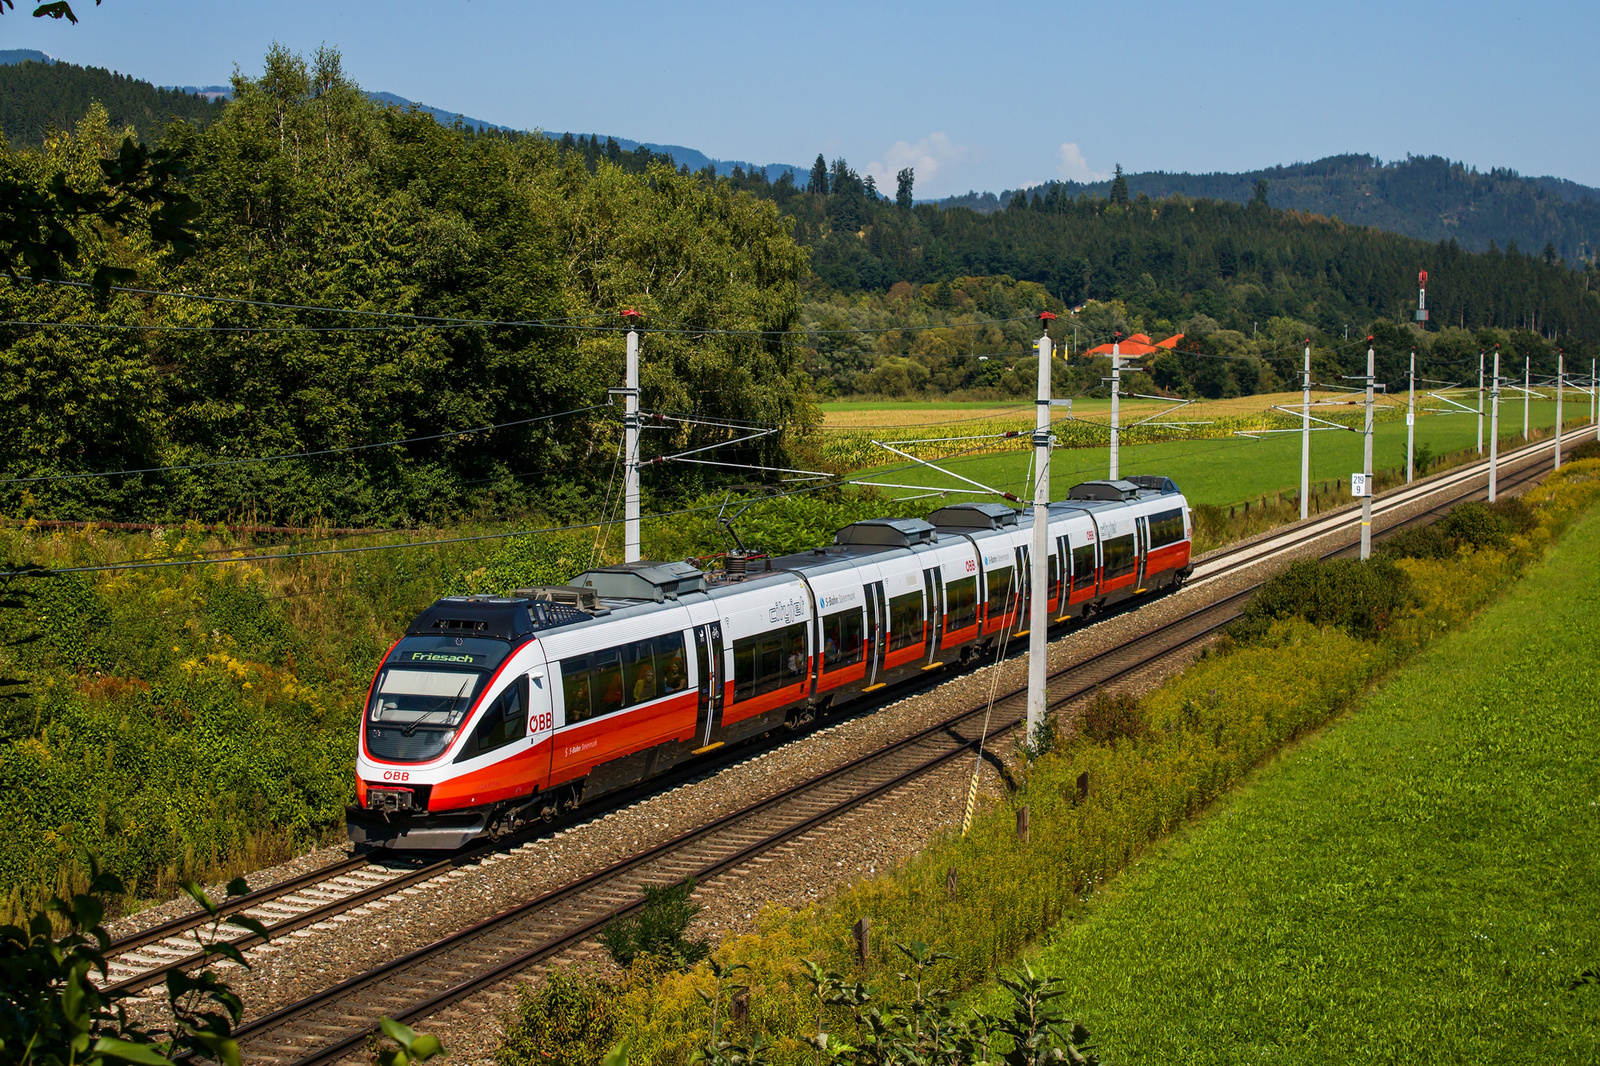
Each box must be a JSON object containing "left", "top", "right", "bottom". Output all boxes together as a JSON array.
[
  {"left": 1027, "top": 330, "right": 1052, "bottom": 745},
  {"left": 1300, "top": 341, "right": 1311, "bottom": 519},
  {"left": 1406, "top": 348, "right": 1415, "bottom": 483},
  {"left": 1109, "top": 336, "right": 1122, "bottom": 480},
  {"left": 1524, "top": 357, "right": 1530, "bottom": 441},
  {"left": 624, "top": 328, "right": 641, "bottom": 562},
  {"left": 1476, "top": 351, "right": 1484, "bottom": 454},
  {"left": 1555, "top": 352, "right": 1564, "bottom": 471},
  {"left": 1489, "top": 349, "right": 1500, "bottom": 502},
  {"left": 1360, "top": 342, "right": 1375, "bottom": 561}
]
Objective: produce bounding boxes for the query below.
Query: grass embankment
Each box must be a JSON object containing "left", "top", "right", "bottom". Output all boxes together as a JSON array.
[
  {"left": 1019, "top": 498, "right": 1600, "bottom": 1061},
  {"left": 555, "top": 456, "right": 1600, "bottom": 1064}
]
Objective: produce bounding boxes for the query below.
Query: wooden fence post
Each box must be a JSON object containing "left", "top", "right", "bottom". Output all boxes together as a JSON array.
[
  {"left": 1076, "top": 771, "right": 1090, "bottom": 804},
  {"left": 853, "top": 916, "right": 870, "bottom": 967},
  {"left": 1016, "top": 805, "right": 1030, "bottom": 842},
  {"left": 946, "top": 866, "right": 958, "bottom": 900}
]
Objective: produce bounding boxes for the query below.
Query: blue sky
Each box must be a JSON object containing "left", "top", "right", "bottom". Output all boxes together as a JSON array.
[{"left": 5, "top": 0, "right": 1598, "bottom": 197}]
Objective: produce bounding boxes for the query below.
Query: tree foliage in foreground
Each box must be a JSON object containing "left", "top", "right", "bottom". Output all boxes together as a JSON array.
[{"left": 0, "top": 45, "right": 812, "bottom": 527}]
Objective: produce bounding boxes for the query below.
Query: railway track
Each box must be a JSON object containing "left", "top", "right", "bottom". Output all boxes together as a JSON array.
[
  {"left": 1190, "top": 426, "right": 1579, "bottom": 585},
  {"left": 144, "top": 425, "right": 1585, "bottom": 1063},
  {"left": 211, "top": 579, "right": 1259, "bottom": 1066},
  {"left": 212, "top": 429, "right": 1587, "bottom": 1066}
]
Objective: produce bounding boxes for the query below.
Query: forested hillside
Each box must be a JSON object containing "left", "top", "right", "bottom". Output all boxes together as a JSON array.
[
  {"left": 0, "top": 57, "right": 225, "bottom": 147},
  {"left": 707, "top": 156, "right": 1600, "bottom": 398},
  {"left": 0, "top": 47, "right": 811, "bottom": 527},
  {"left": 941, "top": 154, "right": 1600, "bottom": 266},
  {"left": 6, "top": 45, "right": 1600, "bottom": 522}
]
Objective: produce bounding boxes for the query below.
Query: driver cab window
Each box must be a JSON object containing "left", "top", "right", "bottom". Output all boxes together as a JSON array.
[{"left": 458, "top": 677, "right": 527, "bottom": 761}]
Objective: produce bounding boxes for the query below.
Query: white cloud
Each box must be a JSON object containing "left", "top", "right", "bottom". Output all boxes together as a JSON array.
[
  {"left": 863, "top": 133, "right": 973, "bottom": 192},
  {"left": 1057, "top": 142, "right": 1109, "bottom": 183}
]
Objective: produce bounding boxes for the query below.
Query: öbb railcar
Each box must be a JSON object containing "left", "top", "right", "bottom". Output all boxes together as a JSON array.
[{"left": 348, "top": 477, "right": 1192, "bottom": 849}]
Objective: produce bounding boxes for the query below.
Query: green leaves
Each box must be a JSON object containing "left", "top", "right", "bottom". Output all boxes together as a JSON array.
[
  {"left": 375, "top": 1018, "right": 444, "bottom": 1066},
  {"left": 599, "top": 879, "right": 710, "bottom": 972},
  {"left": 90, "top": 1038, "right": 177, "bottom": 1066}
]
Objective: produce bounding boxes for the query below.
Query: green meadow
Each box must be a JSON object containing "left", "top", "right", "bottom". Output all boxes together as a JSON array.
[
  {"left": 847, "top": 399, "right": 1582, "bottom": 507},
  {"left": 1014, "top": 500, "right": 1600, "bottom": 1062}
]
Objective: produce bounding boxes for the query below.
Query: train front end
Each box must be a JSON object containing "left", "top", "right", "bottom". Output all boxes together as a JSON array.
[{"left": 348, "top": 596, "right": 556, "bottom": 850}]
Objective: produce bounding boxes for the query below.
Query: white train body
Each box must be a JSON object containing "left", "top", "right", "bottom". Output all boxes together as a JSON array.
[{"left": 349, "top": 478, "right": 1192, "bottom": 848}]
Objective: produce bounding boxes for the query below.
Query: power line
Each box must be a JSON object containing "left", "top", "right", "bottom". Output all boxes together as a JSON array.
[
  {"left": 4, "top": 438, "right": 1009, "bottom": 577},
  {"left": 0, "top": 403, "right": 613, "bottom": 486},
  {"left": 1, "top": 273, "right": 1042, "bottom": 338},
  {"left": 0, "top": 320, "right": 466, "bottom": 333}
]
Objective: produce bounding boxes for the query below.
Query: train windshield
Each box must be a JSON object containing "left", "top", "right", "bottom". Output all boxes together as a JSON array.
[{"left": 365, "top": 636, "right": 512, "bottom": 762}]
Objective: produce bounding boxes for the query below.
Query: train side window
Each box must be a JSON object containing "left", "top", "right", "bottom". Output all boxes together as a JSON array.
[
  {"left": 733, "top": 640, "right": 757, "bottom": 701},
  {"left": 756, "top": 633, "right": 785, "bottom": 694},
  {"left": 595, "top": 649, "right": 626, "bottom": 715},
  {"left": 1148, "top": 508, "right": 1185, "bottom": 548},
  {"left": 1048, "top": 553, "right": 1059, "bottom": 596},
  {"left": 821, "top": 609, "right": 864, "bottom": 668},
  {"left": 782, "top": 623, "right": 807, "bottom": 682},
  {"left": 1102, "top": 533, "right": 1137, "bottom": 578},
  {"left": 887, "top": 591, "right": 923, "bottom": 651},
  {"left": 659, "top": 631, "right": 688, "bottom": 693},
  {"left": 625, "top": 638, "right": 658, "bottom": 704},
  {"left": 945, "top": 576, "right": 977, "bottom": 630},
  {"left": 459, "top": 678, "right": 526, "bottom": 760},
  {"left": 732, "top": 623, "right": 809, "bottom": 700},
  {"left": 1072, "top": 543, "right": 1097, "bottom": 587},
  {"left": 561, "top": 657, "right": 594, "bottom": 723},
  {"left": 985, "top": 566, "right": 1014, "bottom": 616}
]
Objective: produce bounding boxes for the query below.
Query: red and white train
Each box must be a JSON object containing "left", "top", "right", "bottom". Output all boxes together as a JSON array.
[{"left": 348, "top": 477, "right": 1192, "bottom": 848}]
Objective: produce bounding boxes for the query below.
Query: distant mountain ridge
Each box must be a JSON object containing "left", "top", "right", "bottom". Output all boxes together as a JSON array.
[
  {"left": 0, "top": 54, "right": 225, "bottom": 148},
  {"left": 0, "top": 49, "right": 54, "bottom": 66},
  {"left": 6, "top": 51, "right": 1599, "bottom": 266},
  {"left": 943, "top": 155, "right": 1600, "bottom": 264},
  {"left": 364, "top": 91, "right": 803, "bottom": 181}
]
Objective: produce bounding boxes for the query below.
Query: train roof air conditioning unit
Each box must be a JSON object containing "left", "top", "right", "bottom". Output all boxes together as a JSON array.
[
  {"left": 1124, "top": 475, "right": 1180, "bottom": 495},
  {"left": 1066, "top": 479, "right": 1141, "bottom": 502},
  {"left": 926, "top": 502, "right": 1020, "bottom": 530},
  {"left": 571, "top": 560, "right": 708, "bottom": 602},
  {"left": 832, "top": 517, "right": 939, "bottom": 548}
]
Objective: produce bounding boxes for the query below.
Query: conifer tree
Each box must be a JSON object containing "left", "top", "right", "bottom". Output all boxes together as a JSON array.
[
  {"left": 1110, "top": 164, "right": 1129, "bottom": 205},
  {"left": 807, "top": 153, "right": 828, "bottom": 195},
  {"left": 896, "top": 166, "right": 914, "bottom": 209}
]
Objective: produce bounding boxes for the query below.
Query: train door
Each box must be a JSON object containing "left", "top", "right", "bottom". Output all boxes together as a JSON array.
[
  {"left": 692, "top": 622, "right": 725, "bottom": 749},
  {"left": 1054, "top": 536, "right": 1071, "bottom": 619},
  {"left": 1013, "top": 545, "right": 1030, "bottom": 634},
  {"left": 864, "top": 581, "right": 887, "bottom": 689},
  {"left": 921, "top": 566, "right": 943, "bottom": 663},
  {"left": 1135, "top": 516, "right": 1149, "bottom": 587}
]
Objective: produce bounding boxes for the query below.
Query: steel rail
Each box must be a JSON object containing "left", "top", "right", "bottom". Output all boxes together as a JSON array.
[{"left": 1191, "top": 425, "right": 1586, "bottom": 584}]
